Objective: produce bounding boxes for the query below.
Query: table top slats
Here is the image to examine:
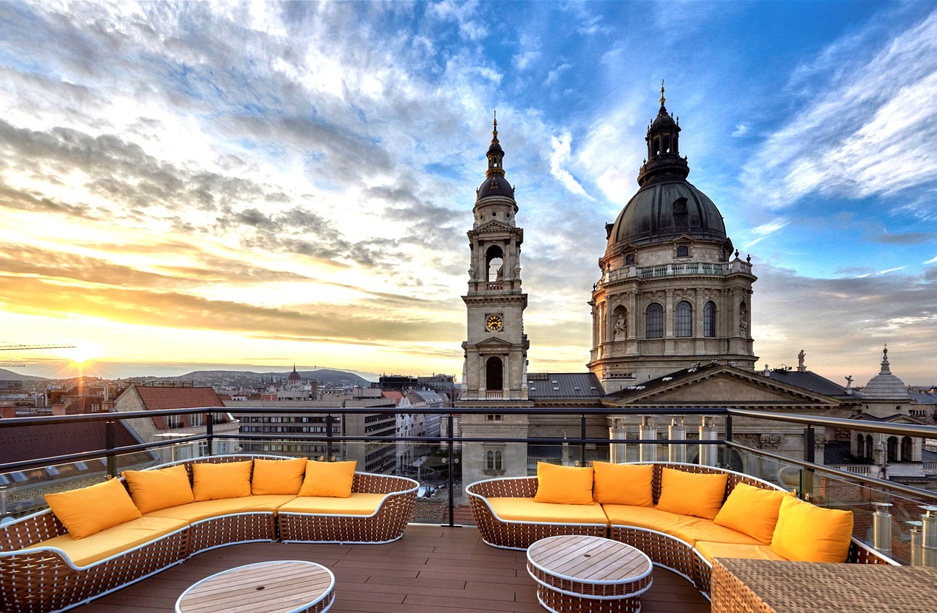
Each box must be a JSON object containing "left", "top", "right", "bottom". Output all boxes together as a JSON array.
[
  {"left": 528, "top": 535, "right": 652, "bottom": 584},
  {"left": 177, "top": 560, "right": 334, "bottom": 613}
]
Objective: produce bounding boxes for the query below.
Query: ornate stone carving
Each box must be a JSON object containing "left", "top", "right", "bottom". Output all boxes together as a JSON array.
[
  {"left": 760, "top": 434, "right": 782, "bottom": 449},
  {"left": 734, "top": 434, "right": 761, "bottom": 448},
  {"left": 814, "top": 436, "right": 829, "bottom": 450}
]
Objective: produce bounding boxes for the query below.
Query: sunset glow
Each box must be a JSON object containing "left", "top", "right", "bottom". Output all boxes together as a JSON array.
[{"left": 2, "top": 2, "right": 937, "bottom": 385}]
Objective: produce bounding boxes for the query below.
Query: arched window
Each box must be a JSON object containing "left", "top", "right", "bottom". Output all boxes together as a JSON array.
[
  {"left": 856, "top": 433, "right": 865, "bottom": 459},
  {"left": 887, "top": 436, "right": 899, "bottom": 463},
  {"left": 864, "top": 435, "right": 873, "bottom": 460},
  {"left": 646, "top": 303, "right": 663, "bottom": 339},
  {"left": 675, "top": 301, "right": 692, "bottom": 337},
  {"left": 486, "top": 450, "right": 503, "bottom": 471},
  {"left": 485, "top": 357, "right": 503, "bottom": 392},
  {"left": 485, "top": 245, "right": 504, "bottom": 283},
  {"left": 901, "top": 436, "right": 913, "bottom": 462},
  {"left": 703, "top": 301, "right": 716, "bottom": 337}
]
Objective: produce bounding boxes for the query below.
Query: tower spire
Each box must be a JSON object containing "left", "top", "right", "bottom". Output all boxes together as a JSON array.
[
  {"left": 485, "top": 110, "right": 505, "bottom": 178},
  {"left": 660, "top": 79, "right": 666, "bottom": 107}
]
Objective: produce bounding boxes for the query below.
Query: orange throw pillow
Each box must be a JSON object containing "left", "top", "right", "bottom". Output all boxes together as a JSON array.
[
  {"left": 533, "top": 462, "right": 594, "bottom": 505},
  {"left": 656, "top": 467, "right": 727, "bottom": 520},
  {"left": 298, "top": 460, "right": 357, "bottom": 498},
  {"left": 592, "top": 462, "right": 653, "bottom": 506}
]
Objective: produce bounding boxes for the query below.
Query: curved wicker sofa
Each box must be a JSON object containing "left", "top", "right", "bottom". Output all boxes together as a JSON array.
[
  {"left": 0, "top": 454, "right": 418, "bottom": 613},
  {"left": 467, "top": 462, "right": 896, "bottom": 598}
]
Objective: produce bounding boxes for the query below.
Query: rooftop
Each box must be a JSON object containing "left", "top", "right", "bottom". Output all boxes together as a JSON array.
[{"left": 70, "top": 525, "right": 709, "bottom": 613}]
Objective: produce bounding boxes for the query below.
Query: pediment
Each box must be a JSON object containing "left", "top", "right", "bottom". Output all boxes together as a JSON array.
[
  {"left": 475, "top": 220, "right": 517, "bottom": 234},
  {"left": 475, "top": 336, "right": 515, "bottom": 349},
  {"left": 606, "top": 365, "right": 840, "bottom": 407}
]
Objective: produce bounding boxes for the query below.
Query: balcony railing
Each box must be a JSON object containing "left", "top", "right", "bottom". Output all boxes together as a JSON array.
[{"left": 3, "top": 405, "right": 937, "bottom": 566}]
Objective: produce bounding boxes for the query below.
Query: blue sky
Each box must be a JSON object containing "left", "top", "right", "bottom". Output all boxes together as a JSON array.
[{"left": 0, "top": 1, "right": 936, "bottom": 386}]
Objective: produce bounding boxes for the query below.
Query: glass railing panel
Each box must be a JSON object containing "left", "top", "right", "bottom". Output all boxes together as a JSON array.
[{"left": 1, "top": 448, "right": 161, "bottom": 518}]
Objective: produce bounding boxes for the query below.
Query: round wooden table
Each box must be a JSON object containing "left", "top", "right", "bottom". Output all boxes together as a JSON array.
[
  {"left": 175, "top": 560, "right": 335, "bottom": 613},
  {"left": 527, "top": 535, "right": 653, "bottom": 613}
]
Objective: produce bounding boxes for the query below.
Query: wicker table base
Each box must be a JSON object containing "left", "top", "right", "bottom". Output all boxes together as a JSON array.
[
  {"left": 712, "top": 558, "right": 937, "bottom": 613},
  {"left": 175, "top": 560, "right": 334, "bottom": 613},
  {"left": 527, "top": 535, "right": 653, "bottom": 613}
]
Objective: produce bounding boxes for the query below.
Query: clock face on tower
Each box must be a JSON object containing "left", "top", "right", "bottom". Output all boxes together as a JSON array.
[{"left": 486, "top": 313, "right": 504, "bottom": 331}]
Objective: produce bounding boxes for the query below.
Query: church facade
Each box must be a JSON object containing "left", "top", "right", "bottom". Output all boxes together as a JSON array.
[{"left": 456, "top": 89, "right": 934, "bottom": 490}]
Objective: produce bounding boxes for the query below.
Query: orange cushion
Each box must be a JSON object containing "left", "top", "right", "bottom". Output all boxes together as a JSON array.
[
  {"left": 123, "top": 465, "right": 195, "bottom": 513},
  {"left": 656, "top": 467, "right": 727, "bottom": 520},
  {"left": 593, "top": 462, "right": 653, "bottom": 506},
  {"left": 45, "top": 478, "right": 142, "bottom": 539},
  {"left": 27, "top": 516, "right": 187, "bottom": 566},
  {"left": 533, "top": 462, "right": 594, "bottom": 505},
  {"left": 146, "top": 495, "right": 297, "bottom": 522},
  {"left": 696, "top": 540, "right": 787, "bottom": 564},
  {"left": 714, "top": 482, "right": 789, "bottom": 544},
  {"left": 298, "top": 460, "right": 356, "bottom": 498},
  {"left": 770, "top": 496, "right": 853, "bottom": 562},
  {"left": 252, "top": 457, "right": 307, "bottom": 495},
  {"left": 279, "top": 492, "right": 385, "bottom": 516},
  {"left": 192, "top": 461, "right": 252, "bottom": 501},
  {"left": 487, "top": 498, "right": 609, "bottom": 525}
]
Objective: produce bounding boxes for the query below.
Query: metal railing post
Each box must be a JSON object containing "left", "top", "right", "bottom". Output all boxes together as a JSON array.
[
  {"left": 206, "top": 413, "right": 214, "bottom": 457},
  {"left": 105, "top": 420, "right": 117, "bottom": 478},
  {"left": 580, "top": 414, "right": 587, "bottom": 466},
  {"left": 803, "top": 426, "right": 815, "bottom": 500},
  {"left": 326, "top": 413, "right": 334, "bottom": 461},
  {"left": 446, "top": 412, "right": 455, "bottom": 528}
]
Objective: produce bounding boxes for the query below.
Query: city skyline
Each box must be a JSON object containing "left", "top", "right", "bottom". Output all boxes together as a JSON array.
[{"left": 1, "top": 1, "right": 936, "bottom": 385}]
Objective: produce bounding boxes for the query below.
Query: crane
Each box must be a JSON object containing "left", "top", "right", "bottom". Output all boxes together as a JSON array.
[{"left": 0, "top": 343, "right": 76, "bottom": 367}]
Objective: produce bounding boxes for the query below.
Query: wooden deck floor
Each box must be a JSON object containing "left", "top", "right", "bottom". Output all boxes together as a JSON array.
[{"left": 72, "top": 524, "right": 711, "bottom": 613}]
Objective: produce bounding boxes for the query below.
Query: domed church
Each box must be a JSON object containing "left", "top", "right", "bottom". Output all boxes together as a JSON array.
[
  {"left": 456, "top": 87, "right": 930, "bottom": 486},
  {"left": 589, "top": 83, "right": 757, "bottom": 391}
]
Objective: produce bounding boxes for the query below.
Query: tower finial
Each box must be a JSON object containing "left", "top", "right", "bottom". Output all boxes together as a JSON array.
[
  {"left": 660, "top": 79, "right": 666, "bottom": 107},
  {"left": 492, "top": 110, "right": 498, "bottom": 139}
]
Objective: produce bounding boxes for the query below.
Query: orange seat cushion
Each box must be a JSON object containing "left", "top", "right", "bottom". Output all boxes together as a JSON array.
[
  {"left": 45, "top": 478, "right": 142, "bottom": 539},
  {"left": 603, "top": 504, "right": 759, "bottom": 547},
  {"left": 145, "top": 495, "right": 297, "bottom": 522},
  {"left": 657, "top": 467, "right": 727, "bottom": 520},
  {"left": 696, "top": 540, "right": 787, "bottom": 563},
  {"left": 278, "top": 493, "right": 386, "bottom": 516},
  {"left": 533, "top": 462, "right": 595, "bottom": 505},
  {"left": 27, "top": 516, "right": 188, "bottom": 566},
  {"left": 593, "top": 462, "right": 653, "bottom": 506},
  {"left": 489, "top": 498, "right": 609, "bottom": 525},
  {"left": 123, "top": 465, "right": 195, "bottom": 513}
]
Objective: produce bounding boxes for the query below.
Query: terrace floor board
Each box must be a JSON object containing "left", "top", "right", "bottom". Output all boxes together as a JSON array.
[{"left": 72, "top": 524, "right": 710, "bottom": 613}]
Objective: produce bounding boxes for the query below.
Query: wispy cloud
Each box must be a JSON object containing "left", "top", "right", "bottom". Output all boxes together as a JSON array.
[{"left": 742, "top": 9, "right": 937, "bottom": 211}]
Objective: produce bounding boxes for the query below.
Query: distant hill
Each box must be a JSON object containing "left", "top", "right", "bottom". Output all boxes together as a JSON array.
[
  {"left": 0, "top": 368, "right": 47, "bottom": 382},
  {"left": 167, "top": 368, "right": 373, "bottom": 388}
]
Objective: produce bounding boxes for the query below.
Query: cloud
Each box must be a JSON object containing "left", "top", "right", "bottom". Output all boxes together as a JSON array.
[
  {"left": 742, "top": 9, "right": 937, "bottom": 212},
  {"left": 872, "top": 232, "right": 937, "bottom": 245},
  {"left": 549, "top": 131, "right": 590, "bottom": 198},
  {"left": 753, "top": 262, "right": 937, "bottom": 384},
  {"left": 732, "top": 124, "right": 748, "bottom": 137}
]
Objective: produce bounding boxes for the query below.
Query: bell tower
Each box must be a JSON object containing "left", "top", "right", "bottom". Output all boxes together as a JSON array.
[{"left": 460, "top": 113, "right": 530, "bottom": 403}]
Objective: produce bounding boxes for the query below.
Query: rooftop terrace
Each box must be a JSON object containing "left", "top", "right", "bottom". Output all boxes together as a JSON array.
[{"left": 69, "top": 525, "right": 709, "bottom": 613}]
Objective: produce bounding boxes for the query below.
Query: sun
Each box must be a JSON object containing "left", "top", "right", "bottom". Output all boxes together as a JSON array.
[{"left": 61, "top": 345, "right": 102, "bottom": 365}]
